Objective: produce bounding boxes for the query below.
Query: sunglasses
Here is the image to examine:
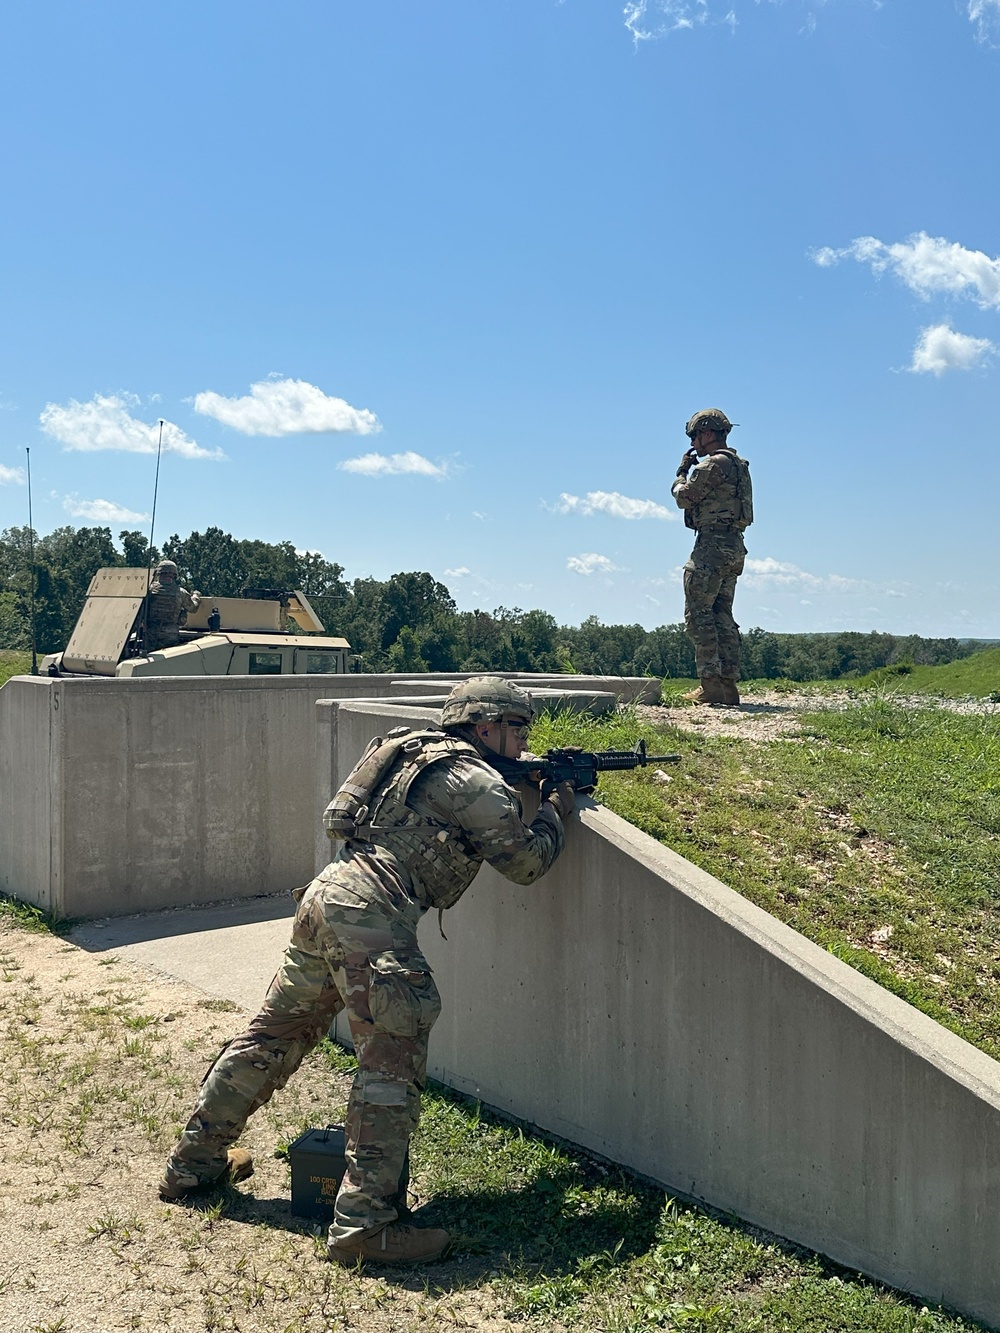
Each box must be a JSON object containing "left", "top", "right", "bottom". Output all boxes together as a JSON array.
[{"left": 503, "top": 719, "right": 531, "bottom": 735}]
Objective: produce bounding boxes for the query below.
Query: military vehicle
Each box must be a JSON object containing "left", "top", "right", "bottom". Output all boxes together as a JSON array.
[{"left": 42, "top": 568, "right": 352, "bottom": 677}]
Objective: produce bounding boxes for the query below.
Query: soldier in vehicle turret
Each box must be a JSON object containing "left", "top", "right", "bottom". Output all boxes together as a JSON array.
[
  {"left": 158, "top": 677, "right": 575, "bottom": 1267},
  {"left": 672, "top": 408, "right": 753, "bottom": 706},
  {"left": 144, "top": 560, "right": 201, "bottom": 652}
]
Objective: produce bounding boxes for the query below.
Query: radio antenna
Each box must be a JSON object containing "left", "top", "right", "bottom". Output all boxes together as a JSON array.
[
  {"left": 25, "top": 446, "right": 37, "bottom": 675},
  {"left": 139, "top": 419, "right": 165, "bottom": 653}
]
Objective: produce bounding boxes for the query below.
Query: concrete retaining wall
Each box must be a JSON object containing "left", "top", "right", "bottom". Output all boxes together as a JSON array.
[
  {"left": 0, "top": 671, "right": 631, "bottom": 919},
  {"left": 326, "top": 699, "right": 1000, "bottom": 1329}
]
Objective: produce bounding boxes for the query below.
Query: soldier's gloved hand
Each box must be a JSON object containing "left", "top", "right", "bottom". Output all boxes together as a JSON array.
[
  {"left": 542, "top": 777, "right": 576, "bottom": 819},
  {"left": 677, "top": 449, "right": 697, "bottom": 477}
]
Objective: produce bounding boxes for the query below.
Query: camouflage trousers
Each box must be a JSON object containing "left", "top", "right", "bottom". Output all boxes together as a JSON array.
[
  {"left": 683, "top": 530, "right": 746, "bottom": 679},
  {"left": 164, "top": 867, "right": 441, "bottom": 1242}
]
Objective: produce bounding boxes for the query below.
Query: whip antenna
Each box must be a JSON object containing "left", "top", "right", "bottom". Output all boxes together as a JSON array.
[
  {"left": 25, "top": 446, "right": 37, "bottom": 675},
  {"left": 139, "top": 419, "right": 165, "bottom": 652}
]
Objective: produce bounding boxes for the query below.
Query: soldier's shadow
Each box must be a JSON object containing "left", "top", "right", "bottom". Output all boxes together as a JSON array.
[
  {"left": 194, "top": 1161, "right": 662, "bottom": 1290},
  {"left": 378, "top": 1169, "right": 662, "bottom": 1293}
]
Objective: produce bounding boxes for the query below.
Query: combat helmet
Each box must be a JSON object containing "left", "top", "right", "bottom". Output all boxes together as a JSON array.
[
  {"left": 154, "top": 559, "right": 179, "bottom": 580},
  {"left": 685, "top": 408, "right": 735, "bottom": 438},
  {"left": 440, "top": 676, "right": 536, "bottom": 729}
]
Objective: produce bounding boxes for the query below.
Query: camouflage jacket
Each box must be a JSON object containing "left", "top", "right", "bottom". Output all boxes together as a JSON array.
[
  {"left": 672, "top": 449, "right": 751, "bottom": 532},
  {"left": 327, "top": 739, "right": 564, "bottom": 913}
]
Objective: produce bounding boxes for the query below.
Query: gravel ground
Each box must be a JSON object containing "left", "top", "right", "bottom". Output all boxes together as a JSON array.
[{"left": 638, "top": 688, "right": 999, "bottom": 743}]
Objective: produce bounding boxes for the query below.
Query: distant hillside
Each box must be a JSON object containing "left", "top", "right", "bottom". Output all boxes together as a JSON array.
[{"left": 857, "top": 646, "right": 1000, "bottom": 698}]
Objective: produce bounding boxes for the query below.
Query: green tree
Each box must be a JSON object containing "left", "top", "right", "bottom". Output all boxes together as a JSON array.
[
  {"left": 386, "top": 625, "right": 428, "bottom": 672},
  {"left": 118, "top": 530, "right": 159, "bottom": 569}
]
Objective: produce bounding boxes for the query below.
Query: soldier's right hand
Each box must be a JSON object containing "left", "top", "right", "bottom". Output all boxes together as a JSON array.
[{"left": 542, "top": 778, "right": 576, "bottom": 820}]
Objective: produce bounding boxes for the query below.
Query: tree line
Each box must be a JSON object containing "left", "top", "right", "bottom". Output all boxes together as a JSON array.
[{"left": 0, "top": 523, "right": 977, "bottom": 681}]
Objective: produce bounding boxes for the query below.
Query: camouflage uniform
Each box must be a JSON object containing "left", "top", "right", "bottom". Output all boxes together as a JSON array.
[
  {"left": 671, "top": 449, "right": 750, "bottom": 680},
  {"left": 146, "top": 564, "right": 200, "bottom": 652},
  {"left": 162, "top": 734, "right": 564, "bottom": 1243}
]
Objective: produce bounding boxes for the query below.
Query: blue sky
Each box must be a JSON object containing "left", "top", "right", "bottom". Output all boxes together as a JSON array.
[{"left": 1, "top": 0, "right": 998, "bottom": 637}]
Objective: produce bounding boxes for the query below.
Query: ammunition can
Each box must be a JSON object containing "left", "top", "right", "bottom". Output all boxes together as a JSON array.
[{"left": 287, "top": 1125, "right": 347, "bottom": 1221}]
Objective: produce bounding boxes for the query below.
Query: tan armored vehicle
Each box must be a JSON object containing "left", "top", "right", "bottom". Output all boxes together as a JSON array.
[{"left": 42, "top": 568, "right": 352, "bottom": 677}]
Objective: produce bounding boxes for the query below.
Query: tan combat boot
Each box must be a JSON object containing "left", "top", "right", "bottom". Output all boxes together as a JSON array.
[
  {"left": 682, "top": 676, "right": 727, "bottom": 705},
  {"left": 719, "top": 677, "right": 741, "bottom": 705},
  {"left": 158, "top": 1147, "right": 254, "bottom": 1201},
  {"left": 328, "top": 1222, "right": 451, "bottom": 1266}
]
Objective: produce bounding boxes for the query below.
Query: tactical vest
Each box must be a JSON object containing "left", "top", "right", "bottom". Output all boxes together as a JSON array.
[
  {"left": 146, "top": 583, "right": 181, "bottom": 630},
  {"left": 324, "top": 727, "right": 490, "bottom": 910},
  {"left": 685, "top": 450, "right": 753, "bottom": 532}
]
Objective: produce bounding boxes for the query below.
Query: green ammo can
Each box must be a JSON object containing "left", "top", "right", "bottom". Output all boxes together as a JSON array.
[{"left": 288, "top": 1125, "right": 348, "bottom": 1221}]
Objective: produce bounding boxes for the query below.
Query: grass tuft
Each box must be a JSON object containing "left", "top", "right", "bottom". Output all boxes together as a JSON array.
[{"left": 0, "top": 894, "right": 59, "bottom": 934}]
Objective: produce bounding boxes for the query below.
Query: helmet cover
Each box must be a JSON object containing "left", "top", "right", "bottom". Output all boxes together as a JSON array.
[
  {"left": 685, "top": 408, "right": 734, "bottom": 438},
  {"left": 440, "top": 676, "right": 536, "bottom": 729}
]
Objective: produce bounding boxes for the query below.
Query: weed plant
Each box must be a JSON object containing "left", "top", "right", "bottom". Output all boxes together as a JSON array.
[{"left": 0, "top": 893, "right": 58, "bottom": 933}]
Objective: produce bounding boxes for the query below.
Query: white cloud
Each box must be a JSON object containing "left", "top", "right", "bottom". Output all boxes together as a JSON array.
[
  {"left": 0, "top": 464, "right": 25, "bottom": 485},
  {"left": 909, "top": 323, "right": 996, "bottom": 375},
  {"left": 63, "top": 496, "right": 150, "bottom": 525},
  {"left": 193, "top": 377, "right": 380, "bottom": 437},
  {"left": 567, "top": 552, "right": 623, "bottom": 576},
  {"left": 744, "top": 557, "right": 857, "bottom": 592},
  {"left": 338, "top": 451, "right": 448, "bottom": 479},
  {"left": 623, "top": 1, "right": 861, "bottom": 44},
  {"left": 813, "top": 232, "right": 1000, "bottom": 310},
  {"left": 444, "top": 566, "right": 471, "bottom": 578},
  {"left": 624, "top": 0, "right": 708, "bottom": 43},
  {"left": 39, "top": 394, "right": 220, "bottom": 460},
  {"left": 969, "top": 0, "right": 1000, "bottom": 44},
  {"left": 743, "top": 556, "right": 910, "bottom": 598},
  {"left": 551, "top": 489, "right": 675, "bottom": 521}
]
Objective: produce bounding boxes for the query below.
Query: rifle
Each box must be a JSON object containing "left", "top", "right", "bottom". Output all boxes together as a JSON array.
[{"left": 488, "top": 739, "right": 681, "bottom": 793}]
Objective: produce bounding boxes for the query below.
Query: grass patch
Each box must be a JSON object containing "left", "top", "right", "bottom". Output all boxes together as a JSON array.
[
  {"left": 532, "top": 701, "right": 1000, "bottom": 1059},
  {"left": 840, "top": 647, "right": 1000, "bottom": 699},
  {"left": 0, "top": 649, "right": 32, "bottom": 687},
  {"left": 0, "top": 894, "right": 59, "bottom": 934}
]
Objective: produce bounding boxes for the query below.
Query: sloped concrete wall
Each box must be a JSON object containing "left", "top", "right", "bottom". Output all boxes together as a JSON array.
[
  {"left": 0, "top": 671, "right": 627, "bottom": 919},
  {"left": 328, "top": 699, "right": 1000, "bottom": 1330}
]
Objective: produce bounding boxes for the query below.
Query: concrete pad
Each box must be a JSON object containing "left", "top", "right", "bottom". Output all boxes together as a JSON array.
[{"left": 69, "top": 893, "right": 295, "bottom": 1012}]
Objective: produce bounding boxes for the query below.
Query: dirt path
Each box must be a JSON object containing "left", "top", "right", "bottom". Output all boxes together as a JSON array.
[
  {"left": 0, "top": 925, "right": 527, "bottom": 1333},
  {"left": 638, "top": 688, "right": 999, "bottom": 743}
]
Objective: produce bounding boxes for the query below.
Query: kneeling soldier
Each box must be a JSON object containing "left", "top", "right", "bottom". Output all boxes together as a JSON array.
[{"left": 159, "top": 677, "right": 573, "bottom": 1265}]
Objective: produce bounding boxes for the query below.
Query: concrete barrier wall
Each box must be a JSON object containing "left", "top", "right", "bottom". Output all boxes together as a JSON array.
[
  {"left": 327, "top": 699, "right": 1000, "bottom": 1329},
  {"left": 0, "top": 674, "right": 55, "bottom": 913},
  {"left": 0, "top": 672, "right": 625, "bottom": 919}
]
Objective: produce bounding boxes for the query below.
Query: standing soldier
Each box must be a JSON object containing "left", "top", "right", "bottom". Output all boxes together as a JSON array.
[
  {"left": 158, "top": 677, "right": 574, "bottom": 1266},
  {"left": 144, "top": 559, "right": 201, "bottom": 652},
  {"left": 671, "top": 408, "right": 753, "bottom": 705}
]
